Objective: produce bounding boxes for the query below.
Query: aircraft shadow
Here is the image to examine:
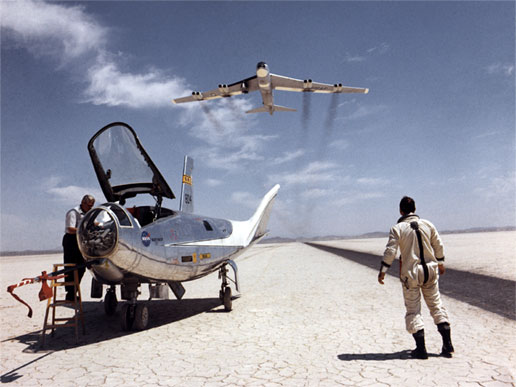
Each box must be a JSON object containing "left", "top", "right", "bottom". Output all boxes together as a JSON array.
[
  {"left": 6, "top": 297, "right": 225, "bottom": 354},
  {"left": 305, "top": 242, "right": 516, "bottom": 321},
  {"left": 337, "top": 350, "right": 441, "bottom": 361}
]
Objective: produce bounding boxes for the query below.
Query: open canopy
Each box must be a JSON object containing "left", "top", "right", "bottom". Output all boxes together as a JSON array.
[{"left": 88, "top": 122, "right": 175, "bottom": 203}]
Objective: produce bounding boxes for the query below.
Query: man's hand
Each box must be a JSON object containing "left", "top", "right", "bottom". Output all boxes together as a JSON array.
[
  {"left": 378, "top": 272, "right": 386, "bottom": 285},
  {"left": 438, "top": 264, "right": 445, "bottom": 275}
]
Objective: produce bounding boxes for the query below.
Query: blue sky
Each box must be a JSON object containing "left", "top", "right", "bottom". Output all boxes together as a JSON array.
[{"left": 1, "top": 0, "right": 515, "bottom": 251}]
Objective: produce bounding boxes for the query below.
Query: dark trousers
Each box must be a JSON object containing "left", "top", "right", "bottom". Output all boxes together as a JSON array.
[{"left": 62, "top": 233, "right": 86, "bottom": 296}]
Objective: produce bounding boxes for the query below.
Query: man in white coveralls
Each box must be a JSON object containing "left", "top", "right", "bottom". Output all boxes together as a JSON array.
[{"left": 378, "top": 196, "right": 454, "bottom": 359}]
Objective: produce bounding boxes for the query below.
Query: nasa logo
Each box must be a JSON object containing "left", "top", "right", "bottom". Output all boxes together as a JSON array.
[{"left": 141, "top": 231, "right": 151, "bottom": 247}]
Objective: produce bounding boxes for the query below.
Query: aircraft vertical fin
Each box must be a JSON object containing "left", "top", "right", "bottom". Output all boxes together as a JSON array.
[{"left": 180, "top": 156, "right": 194, "bottom": 213}]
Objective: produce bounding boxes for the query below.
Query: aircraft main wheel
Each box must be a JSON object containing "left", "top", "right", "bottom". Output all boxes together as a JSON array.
[
  {"left": 121, "top": 304, "right": 134, "bottom": 331},
  {"left": 134, "top": 304, "right": 149, "bottom": 330},
  {"left": 91, "top": 277, "right": 103, "bottom": 298},
  {"left": 104, "top": 290, "right": 118, "bottom": 316},
  {"left": 219, "top": 289, "right": 224, "bottom": 303},
  {"left": 223, "top": 287, "right": 232, "bottom": 312}
]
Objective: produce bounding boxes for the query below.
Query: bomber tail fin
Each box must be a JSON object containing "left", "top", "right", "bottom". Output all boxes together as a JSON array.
[
  {"left": 246, "top": 105, "right": 297, "bottom": 115},
  {"left": 271, "top": 104, "right": 297, "bottom": 113},
  {"left": 179, "top": 156, "right": 194, "bottom": 213},
  {"left": 246, "top": 106, "right": 269, "bottom": 114}
]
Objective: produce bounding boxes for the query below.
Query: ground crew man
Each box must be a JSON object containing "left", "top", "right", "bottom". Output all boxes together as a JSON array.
[
  {"left": 63, "top": 194, "right": 95, "bottom": 301},
  {"left": 378, "top": 196, "right": 454, "bottom": 359}
]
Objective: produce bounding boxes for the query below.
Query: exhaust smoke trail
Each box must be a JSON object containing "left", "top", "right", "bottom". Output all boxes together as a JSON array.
[
  {"left": 318, "top": 93, "right": 340, "bottom": 159},
  {"left": 300, "top": 92, "right": 312, "bottom": 149},
  {"left": 201, "top": 104, "right": 224, "bottom": 133}
]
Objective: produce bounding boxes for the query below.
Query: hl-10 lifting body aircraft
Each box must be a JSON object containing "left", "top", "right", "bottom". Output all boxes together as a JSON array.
[
  {"left": 173, "top": 61, "right": 369, "bottom": 115},
  {"left": 77, "top": 122, "right": 280, "bottom": 330}
]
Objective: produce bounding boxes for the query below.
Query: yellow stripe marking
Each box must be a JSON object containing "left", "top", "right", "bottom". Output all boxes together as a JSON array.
[{"left": 183, "top": 175, "right": 192, "bottom": 185}]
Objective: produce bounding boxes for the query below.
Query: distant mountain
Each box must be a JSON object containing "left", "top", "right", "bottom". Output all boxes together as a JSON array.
[{"left": 441, "top": 226, "right": 516, "bottom": 234}]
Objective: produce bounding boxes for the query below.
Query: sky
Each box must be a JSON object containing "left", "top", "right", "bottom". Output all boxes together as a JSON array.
[{"left": 1, "top": 0, "right": 515, "bottom": 251}]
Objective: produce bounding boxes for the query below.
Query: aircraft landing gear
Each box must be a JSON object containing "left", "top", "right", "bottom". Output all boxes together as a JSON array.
[
  {"left": 120, "top": 280, "right": 148, "bottom": 331},
  {"left": 219, "top": 264, "right": 234, "bottom": 312},
  {"left": 121, "top": 302, "right": 149, "bottom": 331},
  {"left": 104, "top": 286, "right": 118, "bottom": 316}
]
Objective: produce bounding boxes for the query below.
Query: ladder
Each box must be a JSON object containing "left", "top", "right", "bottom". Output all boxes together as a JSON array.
[{"left": 40, "top": 263, "right": 85, "bottom": 346}]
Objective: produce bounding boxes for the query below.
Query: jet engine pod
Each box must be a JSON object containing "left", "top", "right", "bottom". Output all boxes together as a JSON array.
[
  {"left": 218, "top": 84, "right": 229, "bottom": 94},
  {"left": 78, "top": 208, "right": 118, "bottom": 258},
  {"left": 192, "top": 91, "right": 203, "bottom": 100},
  {"left": 303, "top": 79, "right": 313, "bottom": 89}
]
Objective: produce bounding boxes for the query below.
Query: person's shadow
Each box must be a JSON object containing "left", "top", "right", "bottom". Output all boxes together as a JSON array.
[{"left": 337, "top": 350, "right": 440, "bottom": 361}]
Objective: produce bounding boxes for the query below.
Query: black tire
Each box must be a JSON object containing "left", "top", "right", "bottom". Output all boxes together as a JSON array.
[
  {"left": 121, "top": 304, "right": 134, "bottom": 331},
  {"left": 223, "top": 287, "right": 232, "bottom": 312},
  {"left": 91, "top": 278, "right": 103, "bottom": 298},
  {"left": 134, "top": 304, "right": 149, "bottom": 330},
  {"left": 104, "top": 290, "right": 118, "bottom": 316}
]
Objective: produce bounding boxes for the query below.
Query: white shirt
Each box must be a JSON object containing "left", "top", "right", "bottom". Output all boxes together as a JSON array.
[{"left": 65, "top": 206, "right": 86, "bottom": 234}]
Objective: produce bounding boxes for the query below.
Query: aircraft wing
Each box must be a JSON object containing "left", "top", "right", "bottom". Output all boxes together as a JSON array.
[
  {"left": 271, "top": 74, "right": 369, "bottom": 94},
  {"left": 173, "top": 76, "right": 259, "bottom": 104}
]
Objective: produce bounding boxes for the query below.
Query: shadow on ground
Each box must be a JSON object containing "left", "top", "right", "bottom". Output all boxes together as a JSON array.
[
  {"left": 337, "top": 350, "right": 442, "bottom": 361},
  {"left": 2, "top": 297, "right": 226, "bottom": 355},
  {"left": 305, "top": 242, "right": 515, "bottom": 321}
]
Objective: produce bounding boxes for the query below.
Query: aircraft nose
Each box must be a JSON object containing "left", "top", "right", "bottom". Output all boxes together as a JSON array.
[{"left": 77, "top": 208, "right": 118, "bottom": 258}]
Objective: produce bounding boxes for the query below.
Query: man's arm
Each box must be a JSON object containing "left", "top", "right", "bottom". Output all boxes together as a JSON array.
[
  {"left": 428, "top": 221, "right": 446, "bottom": 275},
  {"left": 378, "top": 226, "right": 399, "bottom": 284}
]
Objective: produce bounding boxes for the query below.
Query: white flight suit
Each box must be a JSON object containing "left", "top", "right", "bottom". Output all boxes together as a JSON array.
[{"left": 382, "top": 214, "right": 450, "bottom": 334}]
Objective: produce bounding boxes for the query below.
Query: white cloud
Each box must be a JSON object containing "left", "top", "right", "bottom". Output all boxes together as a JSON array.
[
  {"left": 334, "top": 191, "right": 385, "bottom": 206},
  {"left": 204, "top": 178, "right": 222, "bottom": 187},
  {"left": 85, "top": 58, "right": 189, "bottom": 108},
  {"left": 231, "top": 191, "right": 260, "bottom": 209},
  {"left": 343, "top": 104, "right": 387, "bottom": 120},
  {"left": 43, "top": 176, "right": 104, "bottom": 204},
  {"left": 474, "top": 174, "right": 516, "bottom": 198},
  {"left": 343, "top": 42, "right": 390, "bottom": 63},
  {"left": 486, "top": 63, "right": 514, "bottom": 77},
  {"left": 367, "top": 42, "right": 390, "bottom": 55},
  {"left": 474, "top": 130, "right": 501, "bottom": 139},
  {"left": 270, "top": 150, "right": 305, "bottom": 165},
  {"left": 1, "top": 0, "right": 106, "bottom": 60},
  {"left": 184, "top": 98, "right": 277, "bottom": 171},
  {"left": 301, "top": 188, "right": 333, "bottom": 199},
  {"left": 268, "top": 161, "right": 340, "bottom": 186},
  {"left": 344, "top": 53, "right": 366, "bottom": 63},
  {"left": 329, "top": 139, "right": 350, "bottom": 150},
  {"left": 357, "top": 177, "right": 390, "bottom": 186},
  {"left": 1, "top": 0, "right": 191, "bottom": 109}
]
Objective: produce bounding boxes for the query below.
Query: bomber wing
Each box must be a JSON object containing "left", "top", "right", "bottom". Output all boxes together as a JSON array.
[
  {"left": 173, "top": 76, "right": 259, "bottom": 104},
  {"left": 271, "top": 74, "right": 369, "bottom": 94}
]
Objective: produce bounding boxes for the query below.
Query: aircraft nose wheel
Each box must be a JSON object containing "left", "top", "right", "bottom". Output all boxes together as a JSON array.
[
  {"left": 219, "top": 264, "right": 234, "bottom": 312},
  {"left": 223, "top": 286, "right": 232, "bottom": 311},
  {"left": 104, "top": 287, "right": 118, "bottom": 316},
  {"left": 121, "top": 303, "right": 149, "bottom": 331}
]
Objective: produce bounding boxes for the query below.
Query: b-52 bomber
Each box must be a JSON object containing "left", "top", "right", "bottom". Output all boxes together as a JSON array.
[
  {"left": 173, "top": 61, "right": 369, "bottom": 115},
  {"left": 77, "top": 122, "right": 280, "bottom": 330}
]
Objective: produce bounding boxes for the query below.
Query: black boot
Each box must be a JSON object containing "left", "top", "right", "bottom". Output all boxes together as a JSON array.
[
  {"left": 411, "top": 329, "right": 428, "bottom": 359},
  {"left": 438, "top": 322, "right": 454, "bottom": 358}
]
